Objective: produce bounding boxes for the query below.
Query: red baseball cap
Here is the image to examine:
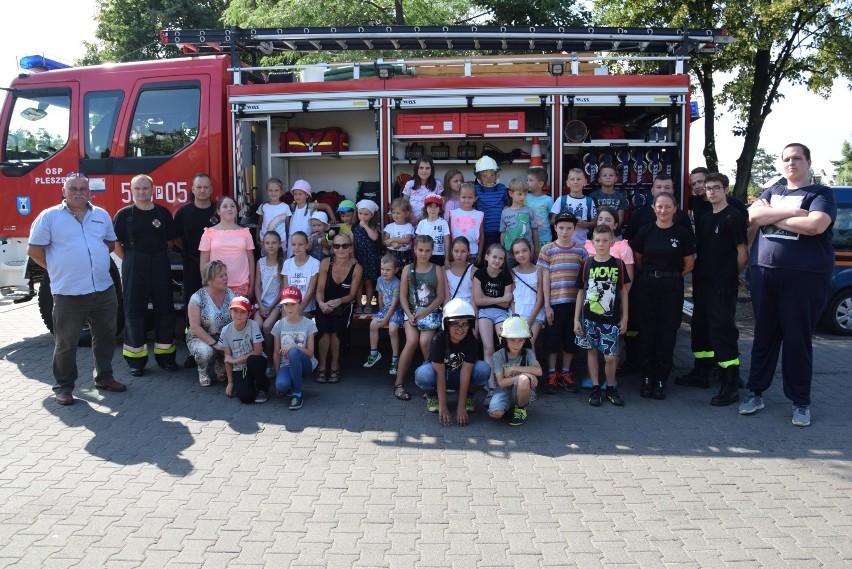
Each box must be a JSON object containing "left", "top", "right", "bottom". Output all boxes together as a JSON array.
[
  {"left": 229, "top": 296, "right": 251, "bottom": 312},
  {"left": 424, "top": 193, "right": 443, "bottom": 206},
  {"left": 279, "top": 286, "right": 303, "bottom": 305}
]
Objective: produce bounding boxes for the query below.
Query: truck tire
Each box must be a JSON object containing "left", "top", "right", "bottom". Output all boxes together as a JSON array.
[{"left": 37, "top": 261, "right": 125, "bottom": 347}]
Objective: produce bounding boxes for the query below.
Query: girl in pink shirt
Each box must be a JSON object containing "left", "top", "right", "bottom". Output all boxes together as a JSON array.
[{"left": 199, "top": 196, "right": 255, "bottom": 296}]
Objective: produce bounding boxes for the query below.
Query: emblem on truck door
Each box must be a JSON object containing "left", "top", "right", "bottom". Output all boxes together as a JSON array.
[{"left": 16, "top": 197, "right": 31, "bottom": 215}]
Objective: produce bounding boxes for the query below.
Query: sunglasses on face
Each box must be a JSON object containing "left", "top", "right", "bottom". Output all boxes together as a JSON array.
[{"left": 332, "top": 243, "right": 351, "bottom": 250}]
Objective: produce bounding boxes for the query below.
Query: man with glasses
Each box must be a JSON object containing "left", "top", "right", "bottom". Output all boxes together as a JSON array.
[
  {"left": 676, "top": 173, "right": 748, "bottom": 406},
  {"left": 27, "top": 173, "right": 126, "bottom": 404},
  {"left": 113, "top": 175, "right": 178, "bottom": 376}
]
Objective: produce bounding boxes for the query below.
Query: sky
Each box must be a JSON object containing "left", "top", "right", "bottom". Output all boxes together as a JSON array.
[{"left": 2, "top": 0, "right": 850, "bottom": 182}]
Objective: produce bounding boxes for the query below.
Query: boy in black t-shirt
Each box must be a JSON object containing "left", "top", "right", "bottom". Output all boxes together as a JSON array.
[
  {"left": 574, "top": 225, "right": 629, "bottom": 407},
  {"left": 414, "top": 298, "right": 491, "bottom": 426},
  {"left": 676, "top": 173, "right": 748, "bottom": 407}
]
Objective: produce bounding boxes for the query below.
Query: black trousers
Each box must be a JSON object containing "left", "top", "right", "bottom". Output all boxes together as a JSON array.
[
  {"left": 690, "top": 281, "right": 740, "bottom": 365},
  {"left": 234, "top": 354, "right": 269, "bottom": 403},
  {"left": 747, "top": 267, "right": 830, "bottom": 406},
  {"left": 121, "top": 250, "right": 176, "bottom": 368},
  {"left": 634, "top": 274, "right": 683, "bottom": 378}
]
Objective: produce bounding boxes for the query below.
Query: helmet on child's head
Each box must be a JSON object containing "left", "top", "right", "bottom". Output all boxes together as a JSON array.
[
  {"left": 442, "top": 298, "right": 475, "bottom": 330},
  {"left": 474, "top": 156, "right": 498, "bottom": 173},
  {"left": 500, "top": 314, "right": 532, "bottom": 339}
]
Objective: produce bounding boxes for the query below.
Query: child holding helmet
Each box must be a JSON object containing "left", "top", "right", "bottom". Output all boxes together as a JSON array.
[
  {"left": 473, "top": 155, "right": 509, "bottom": 251},
  {"left": 488, "top": 315, "right": 542, "bottom": 427},
  {"left": 414, "top": 298, "right": 491, "bottom": 426}
]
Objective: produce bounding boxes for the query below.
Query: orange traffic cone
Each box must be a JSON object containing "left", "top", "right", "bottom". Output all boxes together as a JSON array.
[{"left": 529, "top": 136, "right": 544, "bottom": 169}]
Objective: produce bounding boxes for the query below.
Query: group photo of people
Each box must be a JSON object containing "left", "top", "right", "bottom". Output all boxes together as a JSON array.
[{"left": 28, "top": 143, "right": 837, "bottom": 429}]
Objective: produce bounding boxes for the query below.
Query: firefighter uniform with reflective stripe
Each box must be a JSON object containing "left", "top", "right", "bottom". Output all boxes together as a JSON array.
[{"left": 113, "top": 203, "right": 177, "bottom": 372}]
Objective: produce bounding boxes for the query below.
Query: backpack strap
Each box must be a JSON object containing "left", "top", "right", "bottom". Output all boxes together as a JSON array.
[{"left": 450, "top": 263, "right": 472, "bottom": 300}]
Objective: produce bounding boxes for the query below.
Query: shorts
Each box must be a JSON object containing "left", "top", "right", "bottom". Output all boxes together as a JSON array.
[
  {"left": 315, "top": 304, "right": 354, "bottom": 337},
  {"left": 375, "top": 305, "right": 404, "bottom": 327},
  {"left": 488, "top": 379, "right": 538, "bottom": 414},
  {"left": 576, "top": 318, "right": 620, "bottom": 356},
  {"left": 228, "top": 282, "right": 251, "bottom": 296},
  {"left": 405, "top": 308, "right": 442, "bottom": 331},
  {"left": 478, "top": 307, "right": 510, "bottom": 325},
  {"left": 544, "top": 302, "right": 579, "bottom": 354}
]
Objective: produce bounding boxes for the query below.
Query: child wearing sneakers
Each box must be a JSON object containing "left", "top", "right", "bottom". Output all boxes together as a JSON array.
[
  {"left": 573, "top": 224, "right": 629, "bottom": 407},
  {"left": 273, "top": 286, "right": 318, "bottom": 410},
  {"left": 364, "top": 254, "right": 404, "bottom": 374},
  {"left": 488, "top": 315, "right": 542, "bottom": 427},
  {"left": 537, "top": 212, "right": 588, "bottom": 394},
  {"left": 414, "top": 298, "right": 491, "bottom": 426},
  {"left": 218, "top": 296, "right": 267, "bottom": 403}
]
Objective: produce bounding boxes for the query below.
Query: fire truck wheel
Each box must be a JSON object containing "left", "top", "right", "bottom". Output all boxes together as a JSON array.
[{"left": 38, "top": 260, "right": 125, "bottom": 347}]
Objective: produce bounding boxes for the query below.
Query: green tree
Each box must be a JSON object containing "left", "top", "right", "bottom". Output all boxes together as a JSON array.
[
  {"left": 833, "top": 138, "right": 852, "bottom": 185},
  {"left": 594, "top": 0, "right": 852, "bottom": 202},
  {"left": 469, "top": 0, "right": 587, "bottom": 26},
  {"left": 737, "top": 147, "right": 778, "bottom": 197},
  {"left": 81, "top": 0, "right": 228, "bottom": 64}
]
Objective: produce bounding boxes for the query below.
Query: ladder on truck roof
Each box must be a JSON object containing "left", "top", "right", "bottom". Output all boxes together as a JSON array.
[{"left": 160, "top": 25, "right": 732, "bottom": 59}]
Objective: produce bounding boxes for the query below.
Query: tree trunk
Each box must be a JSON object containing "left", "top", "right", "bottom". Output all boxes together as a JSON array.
[
  {"left": 733, "top": 49, "right": 772, "bottom": 202},
  {"left": 696, "top": 60, "right": 719, "bottom": 172},
  {"left": 394, "top": 0, "right": 405, "bottom": 25}
]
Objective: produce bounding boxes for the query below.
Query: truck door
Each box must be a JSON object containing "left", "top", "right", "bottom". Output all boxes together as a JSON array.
[
  {"left": 96, "top": 77, "right": 209, "bottom": 214},
  {"left": 1, "top": 83, "right": 79, "bottom": 227}
]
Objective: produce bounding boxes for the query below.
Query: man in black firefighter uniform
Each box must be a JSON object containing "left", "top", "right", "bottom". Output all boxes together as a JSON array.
[
  {"left": 675, "top": 173, "right": 748, "bottom": 405},
  {"left": 114, "top": 174, "right": 178, "bottom": 376}
]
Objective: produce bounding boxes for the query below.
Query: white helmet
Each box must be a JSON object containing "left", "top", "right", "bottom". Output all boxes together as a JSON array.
[
  {"left": 442, "top": 298, "right": 475, "bottom": 330},
  {"left": 500, "top": 314, "right": 532, "bottom": 339},
  {"left": 475, "top": 155, "right": 498, "bottom": 173}
]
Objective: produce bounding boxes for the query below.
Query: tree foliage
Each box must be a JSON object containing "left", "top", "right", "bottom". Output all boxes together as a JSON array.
[
  {"left": 594, "top": 0, "right": 852, "bottom": 202},
  {"left": 833, "top": 138, "right": 852, "bottom": 186},
  {"left": 469, "top": 0, "right": 588, "bottom": 26},
  {"left": 81, "top": 0, "right": 228, "bottom": 64}
]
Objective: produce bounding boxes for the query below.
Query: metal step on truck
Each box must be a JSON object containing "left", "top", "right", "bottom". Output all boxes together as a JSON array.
[{"left": 0, "top": 25, "right": 732, "bottom": 336}]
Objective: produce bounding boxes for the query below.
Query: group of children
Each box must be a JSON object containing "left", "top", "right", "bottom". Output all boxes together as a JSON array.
[{"left": 222, "top": 155, "right": 634, "bottom": 424}]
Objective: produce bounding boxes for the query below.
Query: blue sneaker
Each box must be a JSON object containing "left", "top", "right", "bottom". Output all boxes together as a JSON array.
[
  {"left": 289, "top": 395, "right": 303, "bottom": 410},
  {"left": 792, "top": 405, "right": 811, "bottom": 427},
  {"left": 738, "top": 392, "right": 764, "bottom": 415},
  {"left": 581, "top": 377, "right": 594, "bottom": 389}
]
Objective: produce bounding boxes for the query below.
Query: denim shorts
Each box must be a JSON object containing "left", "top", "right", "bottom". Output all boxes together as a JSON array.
[
  {"left": 405, "top": 308, "right": 442, "bottom": 331},
  {"left": 487, "top": 378, "right": 538, "bottom": 414},
  {"left": 478, "top": 307, "right": 510, "bottom": 325}
]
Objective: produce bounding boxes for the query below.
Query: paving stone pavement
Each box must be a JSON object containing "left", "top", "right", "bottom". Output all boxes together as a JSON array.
[{"left": 0, "top": 297, "right": 849, "bottom": 569}]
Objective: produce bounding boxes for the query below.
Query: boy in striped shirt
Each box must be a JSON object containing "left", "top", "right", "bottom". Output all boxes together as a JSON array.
[{"left": 537, "top": 212, "right": 588, "bottom": 394}]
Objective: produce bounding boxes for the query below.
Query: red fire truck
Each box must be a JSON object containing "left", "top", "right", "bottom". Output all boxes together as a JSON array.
[{"left": 0, "top": 26, "right": 731, "bottom": 333}]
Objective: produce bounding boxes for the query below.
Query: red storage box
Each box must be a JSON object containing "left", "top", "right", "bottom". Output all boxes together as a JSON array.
[
  {"left": 280, "top": 127, "right": 349, "bottom": 153},
  {"left": 461, "top": 112, "right": 526, "bottom": 134},
  {"left": 396, "top": 113, "right": 460, "bottom": 135}
]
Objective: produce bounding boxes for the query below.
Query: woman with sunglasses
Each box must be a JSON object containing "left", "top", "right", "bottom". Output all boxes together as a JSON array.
[{"left": 314, "top": 233, "right": 363, "bottom": 383}]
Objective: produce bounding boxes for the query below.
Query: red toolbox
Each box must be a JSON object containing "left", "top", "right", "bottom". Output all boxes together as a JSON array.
[
  {"left": 396, "top": 113, "right": 460, "bottom": 135},
  {"left": 280, "top": 127, "right": 350, "bottom": 153},
  {"left": 461, "top": 112, "right": 526, "bottom": 134}
]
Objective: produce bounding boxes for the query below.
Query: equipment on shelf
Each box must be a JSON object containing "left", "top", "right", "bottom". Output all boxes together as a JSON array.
[
  {"left": 457, "top": 141, "right": 477, "bottom": 160},
  {"left": 404, "top": 143, "right": 424, "bottom": 161},
  {"left": 430, "top": 143, "right": 450, "bottom": 160},
  {"left": 280, "top": 127, "right": 349, "bottom": 153},
  {"left": 564, "top": 120, "right": 588, "bottom": 143}
]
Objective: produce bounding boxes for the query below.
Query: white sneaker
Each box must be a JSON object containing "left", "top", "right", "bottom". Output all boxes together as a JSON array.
[{"left": 792, "top": 405, "right": 811, "bottom": 427}]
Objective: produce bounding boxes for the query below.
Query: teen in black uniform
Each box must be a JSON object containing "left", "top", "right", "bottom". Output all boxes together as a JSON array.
[
  {"left": 631, "top": 192, "right": 695, "bottom": 400},
  {"left": 114, "top": 175, "right": 178, "bottom": 376},
  {"left": 676, "top": 173, "right": 748, "bottom": 406},
  {"left": 174, "top": 173, "right": 219, "bottom": 368}
]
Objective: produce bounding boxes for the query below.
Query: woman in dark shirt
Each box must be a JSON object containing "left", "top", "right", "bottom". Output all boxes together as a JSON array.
[{"left": 631, "top": 192, "right": 695, "bottom": 400}]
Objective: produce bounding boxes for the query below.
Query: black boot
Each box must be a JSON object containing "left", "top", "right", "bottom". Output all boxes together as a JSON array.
[
  {"left": 653, "top": 377, "right": 667, "bottom": 400},
  {"left": 639, "top": 361, "right": 654, "bottom": 398},
  {"left": 711, "top": 365, "right": 740, "bottom": 407},
  {"left": 674, "top": 358, "right": 714, "bottom": 388}
]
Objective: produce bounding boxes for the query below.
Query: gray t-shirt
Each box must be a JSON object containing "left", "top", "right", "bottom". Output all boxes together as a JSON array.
[
  {"left": 590, "top": 189, "right": 628, "bottom": 213},
  {"left": 499, "top": 205, "right": 536, "bottom": 250},
  {"left": 492, "top": 347, "right": 539, "bottom": 378},
  {"left": 271, "top": 316, "right": 319, "bottom": 369},
  {"left": 217, "top": 320, "right": 264, "bottom": 371}
]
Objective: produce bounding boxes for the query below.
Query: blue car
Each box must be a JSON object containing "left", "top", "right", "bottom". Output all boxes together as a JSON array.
[{"left": 822, "top": 186, "right": 852, "bottom": 335}]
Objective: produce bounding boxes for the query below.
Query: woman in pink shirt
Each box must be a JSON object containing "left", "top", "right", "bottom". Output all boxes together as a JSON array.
[{"left": 199, "top": 196, "right": 255, "bottom": 296}]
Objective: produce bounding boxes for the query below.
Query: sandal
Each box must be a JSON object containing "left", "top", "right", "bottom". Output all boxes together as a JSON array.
[
  {"left": 328, "top": 369, "right": 341, "bottom": 384},
  {"left": 315, "top": 369, "right": 328, "bottom": 384},
  {"left": 394, "top": 384, "right": 411, "bottom": 401},
  {"left": 198, "top": 375, "right": 212, "bottom": 387}
]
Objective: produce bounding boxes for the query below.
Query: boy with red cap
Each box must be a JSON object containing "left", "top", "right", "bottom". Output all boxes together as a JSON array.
[{"left": 218, "top": 296, "right": 267, "bottom": 403}]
